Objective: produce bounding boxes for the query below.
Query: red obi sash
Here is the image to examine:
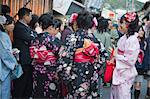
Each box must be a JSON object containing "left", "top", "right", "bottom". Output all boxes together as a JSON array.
[
  {"left": 74, "top": 42, "right": 99, "bottom": 63},
  {"left": 30, "top": 46, "right": 57, "bottom": 64}
]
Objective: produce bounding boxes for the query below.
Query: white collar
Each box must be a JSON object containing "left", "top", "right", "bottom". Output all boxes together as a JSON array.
[{"left": 19, "top": 20, "right": 29, "bottom": 27}]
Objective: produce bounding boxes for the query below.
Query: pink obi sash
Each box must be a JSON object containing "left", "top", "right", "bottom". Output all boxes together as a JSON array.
[{"left": 118, "top": 49, "right": 124, "bottom": 55}]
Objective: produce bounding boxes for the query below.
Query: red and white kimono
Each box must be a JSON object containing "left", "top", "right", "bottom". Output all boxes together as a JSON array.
[{"left": 111, "top": 33, "right": 140, "bottom": 99}]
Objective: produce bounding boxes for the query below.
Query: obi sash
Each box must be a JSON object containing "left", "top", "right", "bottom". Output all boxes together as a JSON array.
[
  {"left": 74, "top": 39, "right": 99, "bottom": 63},
  {"left": 118, "top": 49, "right": 124, "bottom": 55},
  {"left": 29, "top": 46, "right": 57, "bottom": 64},
  {"left": 118, "top": 48, "right": 144, "bottom": 64}
]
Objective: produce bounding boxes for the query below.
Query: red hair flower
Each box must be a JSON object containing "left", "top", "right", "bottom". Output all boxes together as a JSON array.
[
  {"left": 69, "top": 13, "right": 78, "bottom": 23},
  {"left": 125, "top": 12, "right": 136, "bottom": 22}
]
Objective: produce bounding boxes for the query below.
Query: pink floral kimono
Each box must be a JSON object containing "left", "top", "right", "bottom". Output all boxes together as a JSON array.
[{"left": 111, "top": 34, "right": 140, "bottom": 99}]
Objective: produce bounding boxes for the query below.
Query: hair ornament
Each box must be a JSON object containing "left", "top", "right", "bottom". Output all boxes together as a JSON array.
[
  {"left": 70, "top": 13, "right": 78, "bottom": 23},
  {"left": 125, "top": 12, "right": 136, "bottom": 22},
  {"left": 93, "top": 17, "right": 98, "bottom": 27}
]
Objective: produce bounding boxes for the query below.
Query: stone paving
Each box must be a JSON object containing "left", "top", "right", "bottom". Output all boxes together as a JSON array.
[{"left": 101, "top": 80, "right": 148, "bottom": 99}]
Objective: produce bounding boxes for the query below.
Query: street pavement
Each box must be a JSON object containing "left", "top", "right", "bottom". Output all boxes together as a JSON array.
[{"left": 101, "top": 80, "right": 148, "bottom": 99}]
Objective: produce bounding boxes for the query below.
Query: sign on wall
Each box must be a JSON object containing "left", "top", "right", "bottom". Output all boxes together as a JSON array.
[{"left": 53, "top": 0, "right": 73, "bottom": 15}]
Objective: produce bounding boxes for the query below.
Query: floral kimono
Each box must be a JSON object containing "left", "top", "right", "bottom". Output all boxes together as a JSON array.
[
  {"left": 111, "top": 34, "right": 140, "bottom": 99},
  {"left": 58, "top": 29, "right": 107, "bottom": 98},
  {"left": 30, "top": 32, "right": 61, "bottom": 98}
]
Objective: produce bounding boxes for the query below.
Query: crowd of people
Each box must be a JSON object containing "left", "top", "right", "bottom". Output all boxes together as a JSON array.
[{"left": 0, "top": 1, "right": 149, "bottom": 99}]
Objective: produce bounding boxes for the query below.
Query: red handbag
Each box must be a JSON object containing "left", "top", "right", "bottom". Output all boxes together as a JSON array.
[{"left": 104, "top": 49, "right": 115, "bottom": 83}]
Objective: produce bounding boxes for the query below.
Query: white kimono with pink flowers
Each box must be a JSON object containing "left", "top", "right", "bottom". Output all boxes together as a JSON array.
[{"left": 111, "top": 34, "right": 140, "bottom": 99}]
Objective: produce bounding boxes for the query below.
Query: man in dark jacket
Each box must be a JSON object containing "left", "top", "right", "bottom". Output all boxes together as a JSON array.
[{"left": 12, "top": 7, "right": 35, "bottom": 98}]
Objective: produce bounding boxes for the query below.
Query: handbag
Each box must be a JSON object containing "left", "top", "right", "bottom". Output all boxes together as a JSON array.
[
  {"left": 11, "top": 64, "right": 23, "bottom": 80},
  {"left": 104, "top": 48, "right": 115, "bottom": 83}
]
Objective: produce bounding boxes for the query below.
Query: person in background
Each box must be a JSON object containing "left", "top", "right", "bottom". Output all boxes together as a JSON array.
[
  {"left": 137, "top": 1, "right": 150, "bottom": 19},
  {"left": 55, "top": 19, "right": 63, "bottom": 39},
  {"left": 29, "top": 14, "right": 38, "bottom": 30},
  {"left": 108, "top": 19, "right": 119, "bottom": 47},
  {"left": 12, "top": 8, "right": 34, "bottom": 98},
  {"left": 110, "top": 12, "right": 140, "bottom": 99},
  {"left": 0, "top": 4, "right": 15, "bottom": 42},
  {"left": 30, "top": 14, "right": 62, "bottom": 98},
  {"left": 29, "top": 14, "right": 42, "bottom": 34},
  {"left": 3, "top": 15, "right": 14, "bottom": 33},
  {"left": 140, "top": 1, "right": 150, "bottom": 16},
  {"left": 94, "top": 18, "right": 112, "bottom": 88},
  {"left": 61, "top": 13, "right": 78, "bottom": 44},
  {"left": 134, "top": 25, "right": 146, "bottom": 99},
  {"left": 94, "top": 18, "right": 112, "bottom": 50},
  {"left": 0, "top": 15, "right": 18, "bottom": 99},
  {"left": 1, "top": 5, "right": 10, "bottom": 16},
  {"left": 144, "top": 21, "right": 150, "bottom": 99}
]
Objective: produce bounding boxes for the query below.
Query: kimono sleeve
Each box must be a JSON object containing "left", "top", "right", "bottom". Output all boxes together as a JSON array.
[
  {"left": 116, "top": 37, "right": 140, "bottom": 69},
  {"left": 0, "top": 40, "right": 17, "bottom": 70}
]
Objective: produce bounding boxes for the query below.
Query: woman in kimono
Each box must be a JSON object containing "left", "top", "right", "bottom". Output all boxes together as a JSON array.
[
  {"left": 110, "top": 12, "right": 140, "bottom": 99},
  {"left": 30, "top": 14, "right": 62, "bottom": 98},
  {"left": 58, "top": 11, "right": 107, "bottom": 98},
  {"left": 0, "top": 15, "right": 18, "bottom": 99}
]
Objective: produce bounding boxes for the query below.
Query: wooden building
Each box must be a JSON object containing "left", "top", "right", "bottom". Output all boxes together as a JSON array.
[
  {"left": 1, "top": 0, "right": 53, "bottom": 42},
  {"left": 2, "top": 0, "right": 53, "bottom": 17}
]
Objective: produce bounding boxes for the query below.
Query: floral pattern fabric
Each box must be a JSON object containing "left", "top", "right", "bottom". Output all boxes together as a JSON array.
[
  {"left": 58, "top": 29, "right": 107, "bottom": 98},
  {"left": 30, "top": 32, "right": 61, "bottom": 98}
]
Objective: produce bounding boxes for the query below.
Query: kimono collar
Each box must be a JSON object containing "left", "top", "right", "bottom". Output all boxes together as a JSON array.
[{"left": 76, "top": 29, "right": 88, "bottom": 35}]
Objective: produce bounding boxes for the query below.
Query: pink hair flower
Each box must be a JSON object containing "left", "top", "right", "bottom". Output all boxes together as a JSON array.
[{"left": 125, "top": 12, "right": 136, "bottom": 22}]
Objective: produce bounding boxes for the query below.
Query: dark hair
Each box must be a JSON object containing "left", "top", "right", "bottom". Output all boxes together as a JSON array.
[
  {"left": 137, "top": 25, "right": 145, "bottom": 41},
  {"left": 18, "top": 8, "right": 32, "bottom": 19},
  {"left": 4, "top": 15, "right": 14, "bottom": 25},
  {"left": 142, "top": 12, "right": 150, "bottom": 21},
  {"left": 38, "top": 13, "right": 53, "bottom": 30},
  {"left": 120, "top": 13, "right": 139, "bottom": 36},
  {"left": 91, "top": 12, "right": 100, "bottom": 19},
  {"left": 53, "top": 19, "right": 62, "bottom": 30},
  {"left": 97, "top": 18, "right": 109, "bottom": 33},
  {"left": 0, "top": 25, "right": 5, "bottom": 32},
  {"left": 29, "top": 14, "right": 39, "bottom": 29},
  {"left": 120, "top": 15, "right": 125, "bottom": 24},
  {"left": 141, "top": 1, "right": 150, "bottom": 11},
  {"left": 1, "top": 5, "right": 10, "bottom": 15},
  {"left": 76, "top": 11, "right": 94, "bottom": 30},
  {"left": 0, "top": 15, "right": 14, "bottom": 32}
]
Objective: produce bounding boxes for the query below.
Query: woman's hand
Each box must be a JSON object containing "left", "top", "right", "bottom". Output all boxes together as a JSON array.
[{"left": 109, "top": 57, "right": 115, "bottom": 64}]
